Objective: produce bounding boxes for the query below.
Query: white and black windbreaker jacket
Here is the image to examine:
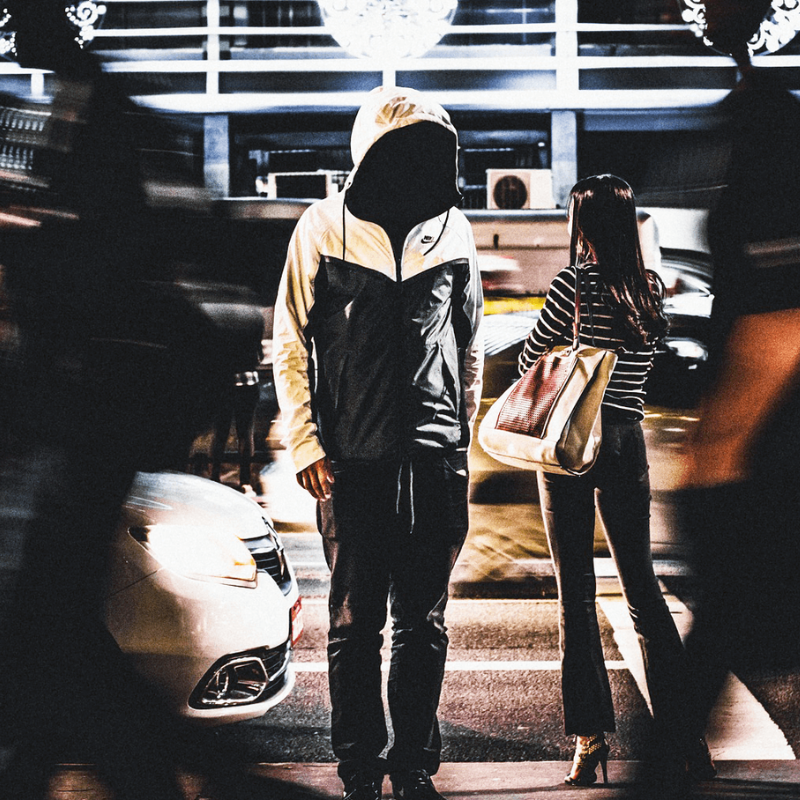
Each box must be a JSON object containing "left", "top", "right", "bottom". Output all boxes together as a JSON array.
[{"left": 273, "top": 86, "right": 484, "bottom": 473}]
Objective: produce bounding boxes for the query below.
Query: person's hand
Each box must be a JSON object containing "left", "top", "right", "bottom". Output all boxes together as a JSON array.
[{"left": 297, "top": 457, "right": 334, "bottom": 500}]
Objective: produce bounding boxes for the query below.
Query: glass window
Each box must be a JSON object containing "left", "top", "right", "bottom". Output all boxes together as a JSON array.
[
  {"left": 104, "top": 2, "right": 208, "bottom": 29},
  {"left": 579, "top": 0, "right": 682, "bottom": 24}
]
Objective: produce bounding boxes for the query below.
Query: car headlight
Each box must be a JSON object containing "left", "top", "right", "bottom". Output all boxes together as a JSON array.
[
  {"left": 663, "top": 337, "right": 708, "bottom": 363},
  {"left": 130, "top": 525, "right": 257, "bottom": 586}
]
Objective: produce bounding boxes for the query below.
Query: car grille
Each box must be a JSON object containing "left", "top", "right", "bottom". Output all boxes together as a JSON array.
[
  {"left": 254, "top": 642, "right": 292, "bottom": 700},
  {"left": 263, "top": 642, "right": 291, "bottom": 680},
  {"left": 250, "top": 641, "right": 292, "bottom": 702},
  {"left": 253, "top": 547, "right": 285, "bottom": 582},
  {"left": 244, "top": 525, "right": 293, "bottom": 595}
]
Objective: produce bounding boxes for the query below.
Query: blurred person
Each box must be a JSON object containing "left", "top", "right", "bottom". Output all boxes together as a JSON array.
[
  {"left": 210, "top": 364, "right": 262, "bottom": 495},
  {"left": 516, "top": 175, "right": 714, "bottom": 787},
  {"left": 665, "top": 47, "right": 800, "bottom": 800},
  {"left": 0, "top": 3, "right": 292, "bottom": 799},
  {"left": 272, "top": 86, "right": 483, "bottom": 800},
  {"left": 702, "top": 0, "right": 773, "bottom": 69},
  {"left": 627, "top": 5, "right": 800, "bottom": 798},
  {"left": 207, "top": 305, "right": 266, "bottom": 497}
]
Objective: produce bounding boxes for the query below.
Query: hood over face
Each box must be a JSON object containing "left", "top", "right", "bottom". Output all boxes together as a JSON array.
[{"left": 345, "top": 86, "right": 461, "bottom": 237}]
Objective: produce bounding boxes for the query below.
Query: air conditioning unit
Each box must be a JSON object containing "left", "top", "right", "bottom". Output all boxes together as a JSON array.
[
  {"left": 256, "top": 171, "right": 338, "bottom": 200},
  {"left": 486, "top": 169, "right": 555, "bottom": 210}
]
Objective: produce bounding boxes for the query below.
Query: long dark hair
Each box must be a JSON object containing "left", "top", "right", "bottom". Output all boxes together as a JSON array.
[{"left": 568, "top": 174, "right": 668, "bottom": 347}]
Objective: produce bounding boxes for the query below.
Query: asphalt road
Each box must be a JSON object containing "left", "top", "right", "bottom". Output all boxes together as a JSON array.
[
  {"left": 40, "top": 408, "right": 800, "bottom": 799},
  {"left": 231, "top": 412, "right": 800, "bottom": 769},
  {"left": 204, "top": 579, "right": 800, "bottom": 767},
  {"left": 205, "top": 593, "right": 650, "bottom": 764}
]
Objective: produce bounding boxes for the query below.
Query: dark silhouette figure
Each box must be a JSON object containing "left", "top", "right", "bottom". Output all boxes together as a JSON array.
[
  {"left": 273, "top": 87, "right": 484, "bottom": 800},
  {"left": 629, "top": 4, "right": 800, "bottom": 799},
  {"left": 0, "top": 4, "right": 319, "bottom": 800}
]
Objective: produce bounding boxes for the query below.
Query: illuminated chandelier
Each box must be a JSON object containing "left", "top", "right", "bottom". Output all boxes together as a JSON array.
[
  {"left": 680, "top": 0, "right": 800, "bottom": 54},
  {"left": 317, "top": 0, "right": 459, "bottom": 61},
  {"left": 0, "top": 2, "right": 107, "bottom": 59}
]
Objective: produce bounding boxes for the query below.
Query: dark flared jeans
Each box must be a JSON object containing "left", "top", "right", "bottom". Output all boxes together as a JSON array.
[
  {"left": 318, "top": 450, "right": 469, "bottom": 781},
  {"left": 537, "top": 410, "right": 688, "bottom": 737}
]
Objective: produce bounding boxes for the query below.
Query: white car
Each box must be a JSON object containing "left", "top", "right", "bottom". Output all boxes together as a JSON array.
[{"left": 104, "top": 470, "right": 303, "bottom": 725}]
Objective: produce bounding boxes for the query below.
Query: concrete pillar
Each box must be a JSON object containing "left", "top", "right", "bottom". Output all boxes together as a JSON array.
[
  {"left": 551, "top": 109, "right": 577, "bottom": 208},
  {"left": 204, "top": 114, "right": 230, "bottom": 198}
]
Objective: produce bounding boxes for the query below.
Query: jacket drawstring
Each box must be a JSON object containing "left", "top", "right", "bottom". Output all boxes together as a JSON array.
[{"left": 342, "top": 193, "right": 347, "bottom": 262}]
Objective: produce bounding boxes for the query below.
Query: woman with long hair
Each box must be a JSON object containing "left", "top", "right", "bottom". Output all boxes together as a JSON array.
[{"left": 517, "top": 175, "right": 713, "bottom": 787}]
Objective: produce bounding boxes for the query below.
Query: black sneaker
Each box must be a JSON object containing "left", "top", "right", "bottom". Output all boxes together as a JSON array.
[
  {"left": 342, "top": 771, "right": 384, "bottom": 800},
  {"left": 390, "top": 770, "right": 445, "bottom": 800}
]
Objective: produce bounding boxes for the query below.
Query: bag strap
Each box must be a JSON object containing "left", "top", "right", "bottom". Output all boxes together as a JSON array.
[
  {"left": 574, "top": 265, "right": 598, "bottom": 348},
  {"left": 572, "top": 267, "right": 581, "bottom": 348}
]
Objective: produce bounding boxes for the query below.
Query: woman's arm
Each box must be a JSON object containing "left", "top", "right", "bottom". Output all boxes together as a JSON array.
[{"left": 518, "top": 266, "right": 576, "bottom": 375}]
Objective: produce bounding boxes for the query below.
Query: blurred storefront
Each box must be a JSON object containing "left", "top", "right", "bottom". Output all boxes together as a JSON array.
[{"left": 1, "top": 1, "right": 799, "bottom": 208}]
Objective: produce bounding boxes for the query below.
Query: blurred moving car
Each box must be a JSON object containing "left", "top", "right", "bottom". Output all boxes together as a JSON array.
[
  {"left": 649, "top": 248, "right": 713, "bottom": 406},
  {"left": 477, "top": 250, "right": 713, "bottom": 408},
  {"left": 104, "top": 470, "right": 303, "bottom": 725},
  {"left": 470, "top": 208, "right": 712, "bottom": 408}
]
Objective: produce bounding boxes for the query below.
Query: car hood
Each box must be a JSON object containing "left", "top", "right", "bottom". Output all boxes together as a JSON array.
[{"left": 121, "top": 471, "right": 268, "bottom": 542}]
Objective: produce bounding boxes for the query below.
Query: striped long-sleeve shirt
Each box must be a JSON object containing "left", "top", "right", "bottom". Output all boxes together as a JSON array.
[{"left": 518, "top": 264, "right": 655, "bottom": 419}]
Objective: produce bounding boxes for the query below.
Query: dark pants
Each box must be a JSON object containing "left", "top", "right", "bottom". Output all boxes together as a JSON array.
[
  {"left": 318, "top": 450, "right": 469, "bottom": 781},
  {"left": 537, "top": 410, "right": 687, "bottom": 737},
  {"left": 678, "top": 480, "right": 800, "bottom": 739},
  {"left": 0, "top": 429, "right": 187, "bottom": 800}
]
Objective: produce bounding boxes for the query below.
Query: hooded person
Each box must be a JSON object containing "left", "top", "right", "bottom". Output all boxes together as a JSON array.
[{"left": 273, "top": 86, "right": 484, "bottom": 800}]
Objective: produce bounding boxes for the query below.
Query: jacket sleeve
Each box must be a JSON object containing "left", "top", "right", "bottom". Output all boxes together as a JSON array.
[
  {"left": 462, "top": 223, "right": 485, "bottom": 431},
  {"left": 272, "top": 212, "right": 328, "bottom": 473}
]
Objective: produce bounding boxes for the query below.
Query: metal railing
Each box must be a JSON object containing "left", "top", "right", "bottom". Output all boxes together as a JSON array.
[{"left": 0, "top": 1, "right": 797, "bottom": 111}]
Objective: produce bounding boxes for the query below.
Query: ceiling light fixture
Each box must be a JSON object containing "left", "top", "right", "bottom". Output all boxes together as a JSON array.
[{"left": 317, "top": 0, "right": 458, "bottom": 83}]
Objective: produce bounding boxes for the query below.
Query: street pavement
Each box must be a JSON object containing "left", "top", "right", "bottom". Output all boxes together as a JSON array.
[
  {"left": 160, "top": 449, "right": 798, "bottom": 799},
  {"left": 44, "top": 442, "right": 800, "bottom": 799},
  {"left": 46, "top": 759, "right": 800, "bottom": 799}
]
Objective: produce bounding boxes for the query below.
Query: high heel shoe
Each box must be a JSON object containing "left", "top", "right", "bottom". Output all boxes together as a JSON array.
[
  {"left": 685, "top": 736, "right": 717, "bottom": 781},
  {"left": 565, "top": 734, "right": 610, "bottom": 786}
]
